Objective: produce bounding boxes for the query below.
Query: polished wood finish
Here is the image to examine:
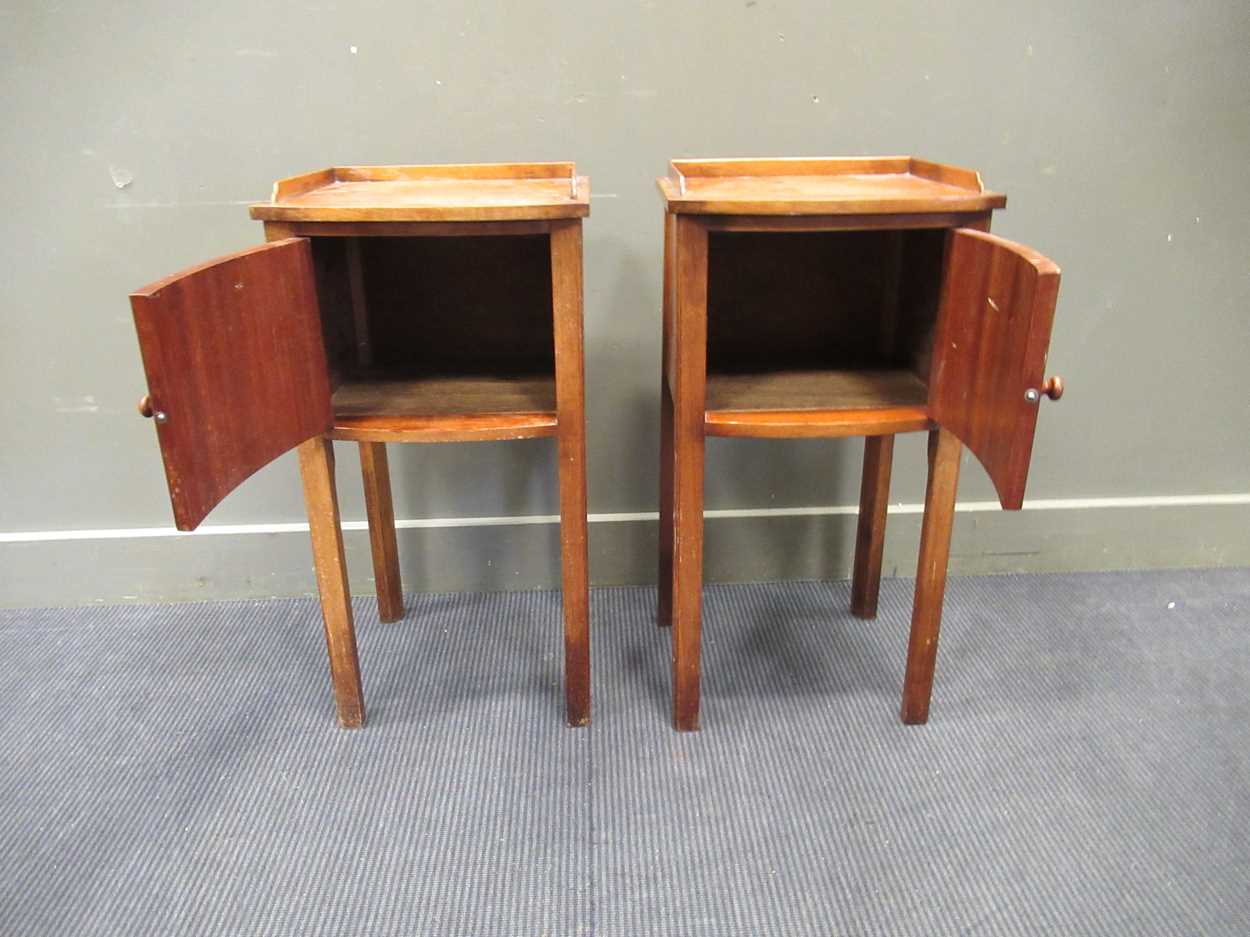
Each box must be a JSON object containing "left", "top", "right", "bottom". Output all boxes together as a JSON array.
[
  {"left": 331, "top": 413, "right": 558, "bottom": 444},
  {"left": 900, "top": 428, "right": 962, "bottom": 724},
  {"left": 851, "top": 435, "right": 895, "bottom": 619},
  {"left": 358, "top": 442, "right": 403, "bottom": 622},
  {"left": 292, "top": 172, "right": 592, "bottom": 725},
  {"left": 705, "top": 407, "right": 930, "bottom": 439},
  {"left": 658, "top": 157, "right": 1005, "bottom": 216},
  {"left": 265, "top": 220, "right": 557, "bottom": 239},
  {"left": 928, "top": 229, "right": 1062, "bottom": 510},
  {"left": 298, "top": 436, "right": 365, "bottom": 728},
  {"left": 1041, "top": 375, "right": 1064, "bottom": 400},
  {"left": 706, "top": 369, "right": 928, "bottom": 412},
  {"left": 130, "top": 239, "right": 332, "bottom": 530},
  {"left": 704, "top": 370, "right": 930, "bottom": 439},
  {"left": 133, "top": 163, "right": 592, "bottom": 729},
  {"left": 657, "top": 156, "right": 1061, "bottom": 729},
  {"left": 328, "top": 377, "right": 558, "bottom": 443},
  {"left": 700, "top": 211, "right": 994, "bottom": 234},
  {"left": 670, "top": 215, "right": 709, "bottom": 732},
  {"left": 251, "top": 163, "right": 590, "bottom": 223},
  {"left": 551, "top": 221, "right": 591, "bottom": 726}
]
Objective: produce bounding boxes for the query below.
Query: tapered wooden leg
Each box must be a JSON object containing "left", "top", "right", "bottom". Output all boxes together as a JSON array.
[
  {"left": 657, "top": 212, "right": 677, "bottom": 628},
  {"left": 297, "top": 437, "right": 365, "bottom": 728},
  {"left": 671, "top": 404, "right": 705, "bottom": 731},
  {"left": 657, "top": 380, "right": 675, "bottom": 627},
  {"left": 671, "top": 215, "right": 708, "bottom": 732},
  {"left": 358, "top": 442, "right": 403, "bottom": 622},
  {"left": 900, "top": 427, "right": 962, "bottom": 725},
  {"left": 851, "top": 434, "right": 894, "bottom": 619},
  {"left": 552, "top": 220, "right": 591, "bottom": 727}
]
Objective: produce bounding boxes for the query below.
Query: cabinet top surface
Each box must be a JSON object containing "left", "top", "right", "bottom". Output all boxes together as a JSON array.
[
  {"left": 656, "top": 156, "right": 1005, "bottom": 216},
  {"left": 250, "top": 163, "right": 590, "bottom": 223}
]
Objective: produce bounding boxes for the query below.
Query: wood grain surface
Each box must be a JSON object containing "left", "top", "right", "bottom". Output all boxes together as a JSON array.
[
  {"left": 329, "top": 376, "right": 558, "bottom": 443},
  {"left": 130, "top": 239, "right": 332, "bottom": 530},
  {"left": 851, "top": 435, "right": 895, "bottom": 619},
  {"left": 928, "top": 229, "right": 1061, "bottom": 510},
  {"left": 900, "top": 427, "right": 963, "bottom": 725},
  {"left": 658, "top": 156, "right": 1005, "bottom": 216},
  {"left": 551, "top": 220, "right": 591, "bottom": 727},
  {"left": 252, "top": 163, "right": 589, "bottom": 222},
  {"left": 298, "top": 436, "right": 366, "bottom": 728},
  {"left": 358, "top": 442, "right": 403, "bottom": 622},
  {"left": 670, "top": 215, "right": 709, "bottom": 731}
]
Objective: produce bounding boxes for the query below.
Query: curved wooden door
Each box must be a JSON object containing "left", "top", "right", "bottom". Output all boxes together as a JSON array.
[
  {"left": 130, "top": 238, "right": 332, "bottom": 530},
  {"left": 928, "top": 229, "right": 1061, "bottom": 510}
]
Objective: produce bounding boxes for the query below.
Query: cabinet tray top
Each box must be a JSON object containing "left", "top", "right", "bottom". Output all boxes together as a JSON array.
[
  {"left": 250, "top": 162, "right": 591, "bottom": 223},
  {"left": 657, "top": 156, "right": 1005, "bottom": 216}
]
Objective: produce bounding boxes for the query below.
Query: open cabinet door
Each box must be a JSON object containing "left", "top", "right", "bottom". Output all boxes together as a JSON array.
[
  {"left": 929, "top": 229, "right": 1061, "bottom": 510},
  {"left": 131, "top": 238, "right": 333, "bottom": 530}
]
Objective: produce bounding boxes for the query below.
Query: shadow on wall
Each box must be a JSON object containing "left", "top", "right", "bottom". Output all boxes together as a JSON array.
[{"left": 706, "top": 435, "right": 854, "bottom": 581}]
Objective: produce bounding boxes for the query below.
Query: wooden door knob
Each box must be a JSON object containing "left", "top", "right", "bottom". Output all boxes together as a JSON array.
[
  {"left": 137, "top": 394, "right": 168, "bottom": 422},
  {"left": 1025, "top": 377, "right": 1064, "bottom": 403}
]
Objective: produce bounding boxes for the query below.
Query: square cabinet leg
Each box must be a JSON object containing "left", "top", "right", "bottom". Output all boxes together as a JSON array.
[
  {"left": 670, "top": 416, "right": 705, "bottom": 732},
  {"left": 670, "top": 215, "right": 708, "bottom": 732},
  {"left": 900, "top": 427, "right": 962, "bottom": 725},
  {"left": 358, "top": 442, "right": 404, "bottom": 623},
  {"left": 657, "top": 376, "right": 675, "bottom": 628},
  {"left": 851, "top": 434, "right": 894, "bottom": 619},
  {"left": 551, "top": 220, "right": 591, "bottom": 727},
  {"left": 298, "top": 437, "right": 366, "bottom": 728},
  {"left": 657, "top": 211, "right": 676, "bottom": 629}
]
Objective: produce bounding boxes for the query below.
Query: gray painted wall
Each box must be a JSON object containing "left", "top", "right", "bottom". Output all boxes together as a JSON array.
[{"left": 2, "top": 1, "right": 1247, "bottom": 606}]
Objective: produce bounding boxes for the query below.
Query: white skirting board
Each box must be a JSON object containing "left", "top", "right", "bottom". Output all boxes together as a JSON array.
[
  {"left": 1, "top": 495, "right": 1247, "bottom": 607},
  {"left": 3, "top": 493, "right": 1247, "bottom": 543}
]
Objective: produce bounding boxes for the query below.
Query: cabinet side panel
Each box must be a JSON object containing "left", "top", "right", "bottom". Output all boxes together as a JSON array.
[{"left": 895, "top": 228, "right": 949, "bottom": 382}]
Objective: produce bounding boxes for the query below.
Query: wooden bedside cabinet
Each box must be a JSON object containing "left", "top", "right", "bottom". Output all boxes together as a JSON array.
[
  {"left": 130, "top": 163, "right": 591, "bottom": 729},
  {"left": 655, "top": 157, "right": 1063, "bottom": 731}
]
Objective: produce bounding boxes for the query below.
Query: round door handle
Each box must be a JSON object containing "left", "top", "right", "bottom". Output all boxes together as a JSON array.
[
  {"left": 138, "top": 394, "right": 168, "bottom": 423},
  {"left": 1025, "top": 377, "right": 1064, "bottom": 403}
]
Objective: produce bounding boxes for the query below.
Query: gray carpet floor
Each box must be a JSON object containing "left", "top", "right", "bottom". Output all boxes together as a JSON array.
[{"left": 1, "top": 568, "right": 1247, "bottom": 935}]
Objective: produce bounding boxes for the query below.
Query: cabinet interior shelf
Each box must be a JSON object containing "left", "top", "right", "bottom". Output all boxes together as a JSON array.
[
  {"left": 329, "top": 375, "right": 558, "bottom": 443},
  {"left": 703, "top": 368, "right": 931, "bottom": 439}
]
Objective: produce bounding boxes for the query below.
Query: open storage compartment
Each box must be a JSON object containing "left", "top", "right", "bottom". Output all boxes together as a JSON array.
[
  {"left": 308, "top": 234, "right": 557, "bottom": 429},
  {"left": 703, "top": 227, "right": 947, "bottom": 414},
  {"left": 250, "top": 162, "right": 590, "bottom": 440},
  {"left": 305, "top": 234, "right": 558, "bottom": 435}
]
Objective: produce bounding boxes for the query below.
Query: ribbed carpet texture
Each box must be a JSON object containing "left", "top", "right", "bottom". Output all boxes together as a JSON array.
[{"left": 1, "top": 568, "right": 1248, "bottom": 936}]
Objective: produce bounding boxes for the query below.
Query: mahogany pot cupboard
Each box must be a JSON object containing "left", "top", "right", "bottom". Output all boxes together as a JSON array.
[
  {"left": 656, "top": 156, "right": 1063, "bottom": 730},
  {"left": 130, "top": 163, "right": 591, "bottom": 728},
  {"left": 128, "top": 156, "right": 1062, "bottom": 734}
]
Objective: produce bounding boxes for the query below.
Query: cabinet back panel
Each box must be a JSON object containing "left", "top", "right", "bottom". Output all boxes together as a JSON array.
[
  {"left": 706, "top": 230, "right": 945, "bottom": 379},
  {"left": 359, "top": 235, "right": 554, "bottom": 377}
]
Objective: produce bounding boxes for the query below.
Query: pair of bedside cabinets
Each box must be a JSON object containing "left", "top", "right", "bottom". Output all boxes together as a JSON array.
[{"left": 129, "top": 158, "right": 1063, "bottom": 732}]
